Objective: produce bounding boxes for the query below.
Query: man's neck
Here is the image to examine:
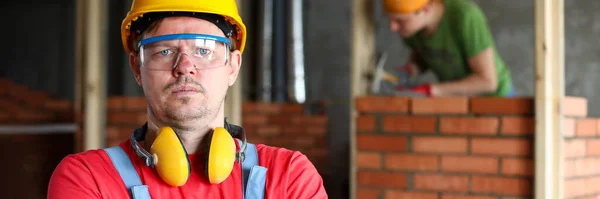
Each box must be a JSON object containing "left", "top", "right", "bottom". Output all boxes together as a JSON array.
[
  {"left": 423, "top": 0, "right": 445, "bottom": 36},
  {"left": 143, "top": 109, "right": 225, "bottom": 154}
]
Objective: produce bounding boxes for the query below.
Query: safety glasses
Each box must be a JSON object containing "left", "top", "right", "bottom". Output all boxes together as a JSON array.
[{"left": 138, "top": 34, "right": 231, "bottom": 71}]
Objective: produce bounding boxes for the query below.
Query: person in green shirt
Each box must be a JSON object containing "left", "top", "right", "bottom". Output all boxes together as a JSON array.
[{"left": 383, "top": 0, "right": 514, "bottom": 97}]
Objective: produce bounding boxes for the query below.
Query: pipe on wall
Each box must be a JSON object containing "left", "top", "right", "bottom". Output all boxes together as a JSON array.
[
  {"left": 287, "top": 0, "right": 306, "bottom": 103},
  {"left": 257, "top": 0, "right": 273, "bottom": 102}
]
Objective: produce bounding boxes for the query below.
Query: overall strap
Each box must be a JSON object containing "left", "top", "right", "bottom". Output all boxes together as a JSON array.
[
  {"left": 104, "top": 146, "right": 152, "bottom": 199},
  {"left": 237, "top": 139, "right": 268, "bottom": 199}
]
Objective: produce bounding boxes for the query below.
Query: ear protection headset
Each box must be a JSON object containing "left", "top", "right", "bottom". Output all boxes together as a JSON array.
[{"left": 130, "top": 119, "right": 247, "bottom": 186}]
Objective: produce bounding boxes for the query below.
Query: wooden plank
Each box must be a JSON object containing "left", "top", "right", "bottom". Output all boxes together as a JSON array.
[
  {"left": 83, "top": 0, "right": 108, "bottom": 150},
  {"left": 350, "top": 0, "right": 375, "bottom": 198},
  {"left": 534, "top": 0, "right": 564, "bottom": 198}
]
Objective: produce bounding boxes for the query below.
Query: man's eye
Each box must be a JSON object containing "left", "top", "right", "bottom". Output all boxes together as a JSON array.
[
  {"left": 159, "top": 49, "right": 171, "bottom": 56},
  {"left": 197, "top": 48, "right": 211, "bottom": 55}
]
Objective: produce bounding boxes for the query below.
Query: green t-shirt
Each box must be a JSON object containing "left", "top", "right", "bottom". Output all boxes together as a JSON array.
[{"left": 403, "top": 0, "right": 512, "bottom": 96}]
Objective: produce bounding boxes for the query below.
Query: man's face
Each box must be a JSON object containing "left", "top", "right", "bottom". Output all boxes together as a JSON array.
[
  {"left": 387, "top": 12, "right": 426, "bottom": 38},
  {"left": 130, "top": 17, "right": 241, "bottom": 130}
]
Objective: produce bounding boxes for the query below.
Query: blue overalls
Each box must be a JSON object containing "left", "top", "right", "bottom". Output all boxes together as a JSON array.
[{"left": 104, "top": 139, "right": 267, "bottom": 199}]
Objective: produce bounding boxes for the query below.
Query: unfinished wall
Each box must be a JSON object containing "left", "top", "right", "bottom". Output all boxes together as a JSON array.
[
  {"left": 562, "top": 98, "right": 600, "bottom": 198},
  {"left": 355, "top": 96, "right": 534, "bottom": 198}
]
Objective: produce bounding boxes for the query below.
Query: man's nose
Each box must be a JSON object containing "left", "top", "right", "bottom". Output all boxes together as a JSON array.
[{"left": 173, "top": 53, "right": 197, "bottom": 76}]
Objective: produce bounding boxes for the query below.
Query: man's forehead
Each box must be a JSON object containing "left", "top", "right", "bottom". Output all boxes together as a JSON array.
[{"left": 387, "top": 12, "right": 415, "bottom": 20}]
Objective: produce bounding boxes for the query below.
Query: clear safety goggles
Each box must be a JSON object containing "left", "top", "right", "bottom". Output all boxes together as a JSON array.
[{"left": 138, "top": 34, "right": 231, "bottom": 71}]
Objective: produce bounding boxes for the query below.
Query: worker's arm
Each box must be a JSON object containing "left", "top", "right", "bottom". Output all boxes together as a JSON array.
[
  {"left": 286, "top": 152, "right": 328, "bottom": 199},
  {"left": 429, "top": 4, "right": 498, "bottom": 97},
  {"left": 430, "top": 47, "right": 497, "bottom": 96}
]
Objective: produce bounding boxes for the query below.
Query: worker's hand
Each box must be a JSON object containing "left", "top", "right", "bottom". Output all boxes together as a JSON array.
[
  {"left": 395, "top": 63, "right": 417, "bottom": 77},
  {"left": 396, "top": 83, "right": 432, "bottom": 97}
]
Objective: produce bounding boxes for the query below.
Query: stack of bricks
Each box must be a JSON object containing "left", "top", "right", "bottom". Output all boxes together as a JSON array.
[
  {"left": 562, "top": 97, "right": 600, "bottom": 198},
  {"left": 0, "top": 78, "right": 74, "bottom": 124},
  {"left": 241, "top": 101, "right": 330, "bottom": 178},
  {"left": 355, "top": 96, "right": 535, "bottom": 199}
]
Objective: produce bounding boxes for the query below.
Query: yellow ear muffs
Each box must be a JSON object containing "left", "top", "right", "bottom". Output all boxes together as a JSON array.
[
  {"left": 150, "top": 126, "right": 191, "bottom": 187},
  {"left": 204, "top": 127, "right": 237, "bottom": 184}
]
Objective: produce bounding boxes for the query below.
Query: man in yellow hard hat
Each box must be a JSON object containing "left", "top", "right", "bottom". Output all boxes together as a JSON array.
[
  {"left": 384, "top": 0, "right": 514, "bottom": 97},
  {"left": 47, "top": 0, "right": 328, "bottom": 198}
]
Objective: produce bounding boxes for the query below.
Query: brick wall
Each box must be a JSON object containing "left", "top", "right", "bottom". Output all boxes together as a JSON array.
[
  {"left": 0, "top": 78, "right": 74, "bottom": 124},
  {"left": 106, "top": 97, "right": 330, "bottom": 180},
  {"left": 562, "top": 97, "right": 600, "bottom": 198},
  {"left": 355, "top": 96, "right": 535, "bottom": 199}
]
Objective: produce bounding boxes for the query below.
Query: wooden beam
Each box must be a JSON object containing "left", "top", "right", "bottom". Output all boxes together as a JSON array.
[
  {"left": 82, "top": 0, "right": 108, "bottom": 150},
  {"left": 224, "top": 0, "right": 244, "bottom": 125},
  {"left": 350, "top": 0, "right": 374, "bottom": 198},
  {"left": 534, "top": 0, "right": 564, "bottom": 198}
]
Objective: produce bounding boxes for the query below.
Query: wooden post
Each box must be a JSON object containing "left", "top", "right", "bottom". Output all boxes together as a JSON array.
[
  {"left": 534, "top": 0, "right": 564, "bottom": 198},
  {"left": 81, "top": 0, "right": 108, "bottom": 150},
  {"left": 225, "top": 0, "right": 244, "bottom": 125},
  {"left": 350, "top": 0, "right": 374, "bottom": 198}
]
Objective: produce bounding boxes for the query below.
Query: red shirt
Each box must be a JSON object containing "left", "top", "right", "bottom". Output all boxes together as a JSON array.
[{"left": 47, "top": 140, "right": 328, "bottom": 199}]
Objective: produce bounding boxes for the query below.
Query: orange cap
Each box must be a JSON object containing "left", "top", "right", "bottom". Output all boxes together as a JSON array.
[{"left": 383, "top": 0, "right": 430, "bottom": 14}]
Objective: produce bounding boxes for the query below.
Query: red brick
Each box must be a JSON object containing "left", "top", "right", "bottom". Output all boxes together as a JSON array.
[
  {"left": 564, "top": 139, "right": 586, "bottom": 158},
  {"left": 22, "top": 91, "right": 48, "bottom": 108},
  {"left": 242, "top": 115, "right": 268, "bottom": 125},
  {"left": 385, "top": 190, "right": 438, "bottom": 199},
  {"left": 307, "top": 127, "right": 327, "bottom": 135},
  {"left": 570, "top": 158, "right": 600, "bottom": 177},
  {"left": 356, "top": 188, "right": 383, "bottom": 199},
  {"left": 256, "top": 126, "right": 281, "bottom": 136},
  {"left": 564, "top": 97, "right": 587, "bottom": 117},
  {"left": 357, "top": 152, "right": 382, "bottom": 169},
  {"left": 357, "top": 171, "right": 407, "bottom": 188},
  {"left": 563, "top": 117, "right": 575, "bottom": 137},
  {"left": 414, "top": 174, "right": 469, "bottom": 192},
  {"left": 564, "top": 160, "right": 575, "bottom": 178},
  {"left": 470, "top": 97, "right": 533, "bottom": 115},
  {"left": 441, "top": 194, "right": 496, "bottom": 199},
  {"left": 382, "top": 116, "right": 436, "bottom": 133},
  {"left": 15, "top": 111, "right": 54, "bottom": 123},
  {"left": 411, "top": 97, "right": 469, "bottom": 114},
  {"left": 291, "top": 115, "right": 327, "bottom": 125},
  {"left": 564, "top": 178, "right": 585, "bottom": 198},
  {"left": 441, "top": 156, "right": 498, "bottom": 174},
  {"left": 247, "top": 137, "right": 268, "bottom": 144},
  {"left": 501, "top": 158, "right": 533, "bottom": 176},
  {"left": 471, "top": 176, "right": 531, "bottom": 195},
  {"left": 107, "top": 97, "right": 125, "bottom": 110},
  {"left": 281, "top": 125, "right": 326, "bottom": 135},
  {"left": 440, "top": 117, "right": 499, "bottom": 135},
  {"left": 357, "top": 135, "right": 407, "bottom": 152},
  {"left": 413, "top": 137, "right": 468, "bottom": 154},
  {"left": 502, "top": 117, "right": 534, "bottom": 135},
  {"left": 586, "top": 139, "right": 600, "bottom": 156},
  {"left": 384, "top": 153, "right": 438, "bottom": 171},
  {"left": 282, "top": 104, "right": 304, "bottom": 113},
  {"left": 356, "top": 96, "right": 410, "bottom": 113},
  {"left": 108, "top": 112, "right": 144, "bottom": 125},
  {"left": 471, "top": 138, "right": 531, "bottom": 156},
  {"left": 0, "top": 99, "right": 19, "bottom": 113},
  {"left": 0, "top": 112, "right": 12, "bottom": 122},
  {"left": 44, "top": 99, "right": 73, "bottom": 112},
  {"left": 0, "top": 78, "right": 13, "bottom": 95},
  {"left": 576, "top": 118, "right": 597, "bottom": 137},
  {"left": 124, "top": 97, "right": 147, "bottom": 111},
  {"left": 267, "top": 116, "right": 291, "bottom": 125},
  {"left": 357, "top": 115, "right": 376, "bottom": 132},
  {"left": 242, "top": 102, "right": 282, "bottom": 114}
]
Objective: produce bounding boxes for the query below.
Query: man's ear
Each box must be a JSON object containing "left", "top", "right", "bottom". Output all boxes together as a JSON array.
[
  {"left": 227, "top": 50, "right": 242, "bottom": 86},
  {"left": 129, "top": 52, "right": 142, "bottom": 86}
]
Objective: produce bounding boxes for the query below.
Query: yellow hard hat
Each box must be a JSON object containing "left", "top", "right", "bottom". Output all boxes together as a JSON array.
[
  {"left": 121, "top": 0, "right": 247, "bottom": 54},
  {"left": 384, "top": 0, "right": 430, "bottom": 14}
]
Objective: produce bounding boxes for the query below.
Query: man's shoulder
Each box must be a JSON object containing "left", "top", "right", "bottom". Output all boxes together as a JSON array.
[{"left": 254, "top": 143, "right": 314, "bottom": 167}]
